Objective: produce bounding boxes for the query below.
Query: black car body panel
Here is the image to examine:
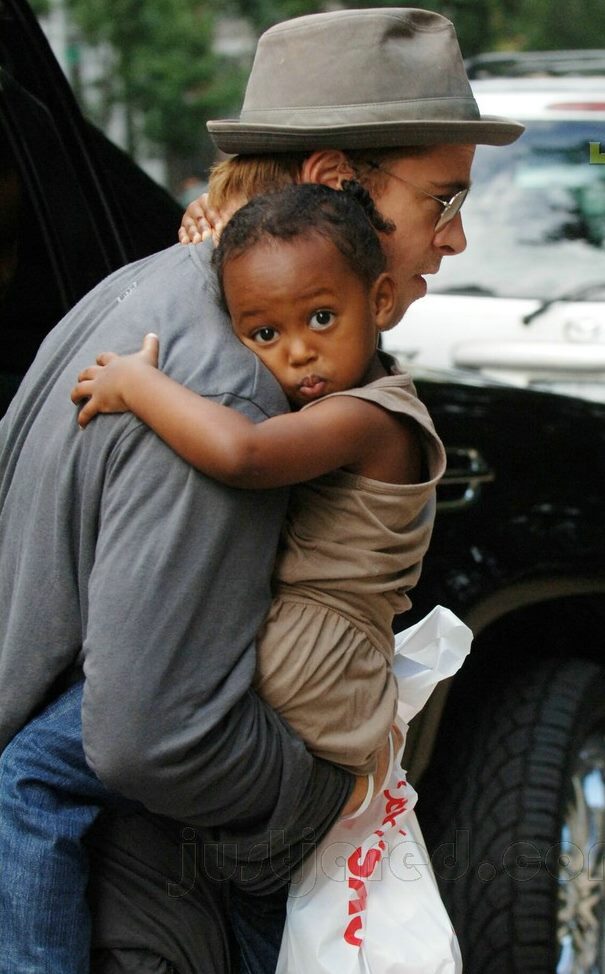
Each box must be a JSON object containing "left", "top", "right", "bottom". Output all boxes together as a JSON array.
[{"left": 412, "top": 378, "right": 605, "bottom": 627}]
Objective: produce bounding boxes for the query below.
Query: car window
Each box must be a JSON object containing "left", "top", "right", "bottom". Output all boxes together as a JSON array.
[
  {"left": 0, "top": 69, "right": 114, "bottom": 401},
  {"left": 0, "top": 0, "right": 181, "bottom": 416},
  {"left": 432, "top": 120, "right": 605, "bottom": 300},
  {"left": 0, "top": 0, "right": 127, "bottom": 412}
]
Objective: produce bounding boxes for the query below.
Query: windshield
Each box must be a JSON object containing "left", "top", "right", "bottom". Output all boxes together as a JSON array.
[{"left": 432, "top": 120, "right": 605, "bottom": 300}]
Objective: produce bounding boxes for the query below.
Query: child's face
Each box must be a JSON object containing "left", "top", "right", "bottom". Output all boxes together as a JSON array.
[{"left": 222, "top": 234, "right": 395, "bottom": 408}]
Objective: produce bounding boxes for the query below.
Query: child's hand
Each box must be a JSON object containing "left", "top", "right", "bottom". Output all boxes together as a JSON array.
[
  {"left": 178, "top": 193, "right": 245, "bottom": 246},
  {"left": 178, "top": 193, "right": 222, "bottom": 245},
  {"left": 71, "top": 333, "right": 159, "bottom": 429}
]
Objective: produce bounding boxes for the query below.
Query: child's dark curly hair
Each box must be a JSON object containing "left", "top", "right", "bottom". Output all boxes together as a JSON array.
[{"left": 212, "top": 182, "right": 394, "bottom": 307}]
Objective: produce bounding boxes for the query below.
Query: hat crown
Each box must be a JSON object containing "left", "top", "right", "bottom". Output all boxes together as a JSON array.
[
  {"left": 242, "top": 8, "right": 478, "bottom": 124},
  {"left": 207, "top": 7, "right": 524, "bottom": 152}
]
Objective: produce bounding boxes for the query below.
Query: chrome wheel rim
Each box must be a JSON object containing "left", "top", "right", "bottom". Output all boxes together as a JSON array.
[{"left": 557, "top": 735, "right": 605, "bottom": 974}]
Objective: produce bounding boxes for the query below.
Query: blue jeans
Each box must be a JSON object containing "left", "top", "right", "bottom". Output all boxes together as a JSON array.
[{"left": 0, "top": 681, "right": 286, "bottom": 974}]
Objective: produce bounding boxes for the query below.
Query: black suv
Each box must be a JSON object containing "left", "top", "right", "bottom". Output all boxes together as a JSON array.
[
  {"left": 3, "top": 3, "right": 605, "bottom": 971},
  {"left": 406, "top": 371, "right": 605, "bottom": 973}
]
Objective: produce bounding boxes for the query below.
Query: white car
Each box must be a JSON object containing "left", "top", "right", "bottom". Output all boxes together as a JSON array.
[{"left": 383, "top": 72, "right": 605, "bottom": 401}]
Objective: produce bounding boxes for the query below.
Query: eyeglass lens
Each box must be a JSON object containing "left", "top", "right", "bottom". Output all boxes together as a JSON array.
[
  {"left": 434, "top": 189, "right": 468, "bottom": 232},
  {"left": 367, "top": 161, "right": 468, "bottom": 232}
]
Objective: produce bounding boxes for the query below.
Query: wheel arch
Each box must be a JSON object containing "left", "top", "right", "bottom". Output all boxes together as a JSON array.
[{"left": 405, "top": 575, "right": 605, "bottom": 782}]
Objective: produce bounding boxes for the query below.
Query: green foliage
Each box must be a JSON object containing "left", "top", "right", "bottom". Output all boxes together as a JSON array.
[
  {"left": 64, "top": 0, "right": 244, "bottom": 160},
  {"left": 507, "top": 0, "right": 605, "bottom": 50},
  {"left": 435, "top": 0, "right": 605, "bottom": 54},
  {"left": 211, "top": 0, "right": 325, "bottom": 33}
]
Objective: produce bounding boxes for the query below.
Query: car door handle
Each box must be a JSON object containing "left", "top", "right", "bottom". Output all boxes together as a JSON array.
[{"left": 438, "top": 447, "right": 495, "bottom": 511}]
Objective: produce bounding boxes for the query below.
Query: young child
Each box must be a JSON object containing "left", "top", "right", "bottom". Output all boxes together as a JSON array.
[
  {"left": 1, "top": 183, "right": 446, "bottom": 972},
  {"left": 73, "top": 182, "right": 446, "bottom": 780}
]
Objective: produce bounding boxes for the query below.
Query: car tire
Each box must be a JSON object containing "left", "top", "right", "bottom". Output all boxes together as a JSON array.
[{"left": 418, "top": 656, "right": 605, "bottom": 973}]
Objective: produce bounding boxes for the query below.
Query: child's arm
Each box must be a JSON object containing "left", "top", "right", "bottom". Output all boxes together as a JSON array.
[{"left": 71, "top": 335, "right": 416, "bottom": 490}]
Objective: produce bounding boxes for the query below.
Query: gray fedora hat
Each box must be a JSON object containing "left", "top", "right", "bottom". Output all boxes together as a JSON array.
[{"left": 207, "top": 7, "right": 524, "bottom": 154}]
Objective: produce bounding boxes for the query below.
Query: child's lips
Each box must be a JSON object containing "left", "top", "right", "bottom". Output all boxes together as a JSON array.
[{"left": 298, "top": 374, "right": 327, "bottom": 399}]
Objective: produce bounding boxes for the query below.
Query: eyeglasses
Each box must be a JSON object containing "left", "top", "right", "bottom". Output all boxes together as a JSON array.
[{"left": 367, "top": 161, "right": 469, "bottom": 233}]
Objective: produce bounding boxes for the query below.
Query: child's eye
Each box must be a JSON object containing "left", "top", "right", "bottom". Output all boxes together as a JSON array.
[
  {"left": 309, "top": 310, "right": 335, "bottom": 330},
  {"left": 251, "top": 327, "right": 278, "bottom": 345}
]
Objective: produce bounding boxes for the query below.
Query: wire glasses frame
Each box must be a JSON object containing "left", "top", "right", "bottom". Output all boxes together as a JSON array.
[{"left": 367, "top": 161, "right": 469, "bottom": 233}]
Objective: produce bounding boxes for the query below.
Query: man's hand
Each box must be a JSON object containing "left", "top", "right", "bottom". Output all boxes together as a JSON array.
[{"left": 71, "top": 333, "right": 159, "bottom": 429}]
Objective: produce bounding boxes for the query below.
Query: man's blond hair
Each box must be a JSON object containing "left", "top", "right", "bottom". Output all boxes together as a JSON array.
[
  {"left": 207, "top": 154, "right": 307, "bottom": 209},
  {"left": 207, "top": 147, "right": 429, "bottom": 209}
]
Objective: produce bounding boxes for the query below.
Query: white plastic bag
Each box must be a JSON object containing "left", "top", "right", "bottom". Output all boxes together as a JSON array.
[
  {"left": 392, "top": 605, "right": 474, "bottom": 726},
  {"left": 276, "top": 606, "right": 472, "bottom": 974}
]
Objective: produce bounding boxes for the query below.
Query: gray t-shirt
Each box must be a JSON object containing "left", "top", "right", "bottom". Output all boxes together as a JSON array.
[{"left": 0, "top": 241, "right": 351, "bottom": 890}]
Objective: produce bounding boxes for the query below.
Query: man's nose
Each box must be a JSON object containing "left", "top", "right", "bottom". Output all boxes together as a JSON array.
[{"left": 434, "top": 212, "right": 467, "bottom": 256}]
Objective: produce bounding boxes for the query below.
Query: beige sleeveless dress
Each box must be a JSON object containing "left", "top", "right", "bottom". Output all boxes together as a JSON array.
[{"left": 253, "top": 370, "right": 446, "bottom": 774}]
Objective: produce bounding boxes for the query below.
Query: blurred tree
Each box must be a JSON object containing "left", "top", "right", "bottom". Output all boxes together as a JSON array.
[
  {"left": 436, "top": 0, "right": 605, "bottom": 53},
  {"left": 212, "top": 0, "right": 325, "bottom": 33},
  {"left": 62, "top": 0, "right": 245, "bottom": 181},
  {"left": 507, "top": 0, "right": 605, "bottom": 50}
]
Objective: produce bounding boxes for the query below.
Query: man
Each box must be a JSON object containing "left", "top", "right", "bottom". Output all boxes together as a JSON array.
[{"left": 0, "top": 8, "right": 522, "bottom": 974}]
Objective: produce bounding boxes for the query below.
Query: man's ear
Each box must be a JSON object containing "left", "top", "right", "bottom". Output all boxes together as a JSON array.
[
  {"left": 371, "top": 273, "right": 398, "bottom": 331},
  {"left": 300, "top": 150, "right": 355, "bottom": 189}
]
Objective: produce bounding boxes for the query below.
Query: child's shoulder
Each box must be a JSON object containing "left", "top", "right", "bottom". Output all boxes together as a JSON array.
[{"left": 338, "top": 371, "right": 424, "bottom": 423}]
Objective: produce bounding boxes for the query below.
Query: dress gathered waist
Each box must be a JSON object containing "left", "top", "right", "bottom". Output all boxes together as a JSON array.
[{"left": 271, "top": 584, "right": 396, "bottom": 663}]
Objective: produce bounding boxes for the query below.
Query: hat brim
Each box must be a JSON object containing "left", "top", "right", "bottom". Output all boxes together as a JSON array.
[{"left": 207, "top": 116, "right": 525, "bottom": 154}]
